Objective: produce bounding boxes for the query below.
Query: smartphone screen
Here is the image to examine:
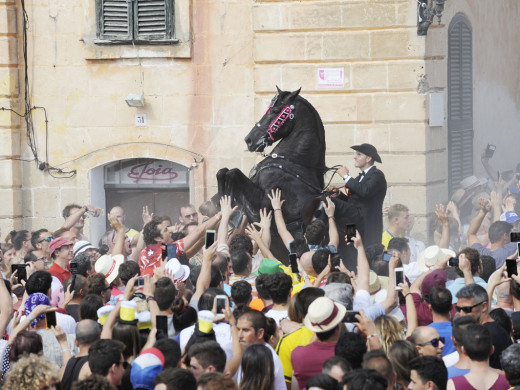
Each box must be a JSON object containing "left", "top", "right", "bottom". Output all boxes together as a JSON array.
[
  {"left": 506, "top": 259, "right": 518, "bottom": 278},
  {"left": 161, "top": 244, "right": 168, "bottom": 261},
  {"left": 205, "top": 230, "right": 216, "bottom": 248},
  {"left": 343, "top": 311, "right": 360, "bottom": 323},
  {"left": 156, "top": 315, "right": 168, "bottom": 338},
  {"left": 167, "top": 244, "right": 177, "bottom": 260},
  {"left": 511, "top": 232, "right": 520, "bottom": 243},
  {"left": 331, "top": 254, "right": 341, "bottom": 269},
  {"left": 137, "top": 277, "right": 145, "bottom": 287},
  {"left": 395, "top": 268, "right": 404, "bottom": 289},
  {"left": 46, "top": 311, "right": 57, "bottom": 329},
  {"left": 382, "top": 251, "right": 392, "bottom": 262},
  {"left": 17, "top": 265, "right": 27, "bottom": 282},
  {"left": 215, "top": 295, "right": 227, "bottom": 314},
  {"left": 70, "top": 262, "right": 78, "bottom": 275},
  {"left": 289, "top": 253, "right": 298, "bottom": 274},
  {"left": 448, "top": 257, "right": 459, "bottom": 267},
  {"left": 346, "top": 224, "right": 356, "bottom": 243}
]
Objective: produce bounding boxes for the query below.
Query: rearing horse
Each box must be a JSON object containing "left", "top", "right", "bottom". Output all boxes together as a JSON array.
[{"left": 217, "top": 87, "right": 327, "bottom": 241}]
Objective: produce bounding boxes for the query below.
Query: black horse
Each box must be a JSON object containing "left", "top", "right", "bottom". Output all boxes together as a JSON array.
[{"left": 217, "top": 88, "right": 327, "bottom": 258}]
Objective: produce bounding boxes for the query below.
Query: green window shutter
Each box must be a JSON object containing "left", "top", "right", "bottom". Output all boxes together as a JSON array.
[
  {"left": 134, "top": 0, "right": 174, "bottom": 42},
  {"left": 97, "top": 0, "right": 133, "bottom": 41},
  {"left": 448, "top": 14, "right": 473, "bottom": 195}
]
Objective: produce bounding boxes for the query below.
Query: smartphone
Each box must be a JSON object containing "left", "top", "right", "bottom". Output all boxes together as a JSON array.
[
  {"left": 289, "top": 253, "right": 298, "bottom": 274},
  {"left": 70, "top": 262, "right": 78, "bottom": 275},
  {"left": 215, "top": 295, "right": 227, "bottom": 314},
  {"left": 343, "top": 311, "right": 360, "bottom": 323},
  {"left": 506, "top": 259, "right": 518, "bottom": 278},
  {"left": 161, "top": 244, "right": 168, "bottom": 261},
  {"left": 205, "top": 230, "right": 216, "bottom": 249},
  {"left": 485, "top": 144, "right": 496, "bottom": 158},
  {"left": 331, "top": 254, "right": 341, "bottom": 269},
  {"left": 156, "top": 315, "right": 168, "bottom": 339},
  {"left": 382, "top": 251, "right": 392, "bottom": 262},
  {"left": 45, "top": 311, "right": 57, "bottom": 329},
  {"left": 518, "top": 242, "right": 520, "bottom": 258},
  {"left": 512, "top": 232, "right": 520, "bottom": 243},
  {"left": 137, "top": 276, "right": 145, "bottom": 287},
  {"left": 167, "top": 243, "right": 177, "bottom": 260},
  {"left": 448, "top": 257, "right": 459, "bottom": 267},
  {"left": 395, "top": 267, "right": 404, "bottom": 290},
  {"left": 16, "top": 264, "right": 27, "bottom": 282},
  {"left": 346, "top": 224, "right": 356, "bottom": 243}
]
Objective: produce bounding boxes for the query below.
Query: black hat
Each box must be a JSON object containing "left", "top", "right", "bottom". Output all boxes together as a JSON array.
[{"left": 351, "top": 143, "right": 382, "bottom": 163}]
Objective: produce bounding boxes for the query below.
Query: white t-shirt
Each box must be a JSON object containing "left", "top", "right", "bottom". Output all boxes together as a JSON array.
[
  {"left": 265, "top": 309, "right": 288, "bottom": 326},
  {"left": 179, "top": 322, "right": 233, "bottom": 360},
  {"left": 7, "top": 311, "right": 77, "bottom": 335}
]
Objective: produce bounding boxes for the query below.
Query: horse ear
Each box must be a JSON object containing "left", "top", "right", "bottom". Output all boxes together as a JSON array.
[
  {"left": 276, "top": 85, "right": 282, "bottom": 94},
  {"left": 287, "top": 88, "right": 301, "bottom": 101}
]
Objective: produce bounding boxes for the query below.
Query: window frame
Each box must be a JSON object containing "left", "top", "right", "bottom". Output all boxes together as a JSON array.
[{"left": 95, "top": 0, "right": 178, "bottom": 45}]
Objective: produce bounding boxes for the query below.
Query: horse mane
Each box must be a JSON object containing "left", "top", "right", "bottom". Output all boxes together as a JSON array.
[{"left": 294, "top": 94, "right": 327, "bottom": 172}]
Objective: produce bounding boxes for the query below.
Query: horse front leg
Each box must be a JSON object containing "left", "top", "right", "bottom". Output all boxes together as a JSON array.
[{"left": 224, "top": 168, "right": 267, "bottom": 223}]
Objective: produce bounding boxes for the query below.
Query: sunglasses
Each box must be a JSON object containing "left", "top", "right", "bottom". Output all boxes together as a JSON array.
[
  {"left": 417, "top": 336, "right": 445, "bottom": 348},
  {"left": 119, "top": 361, "right": 129, "bottom": 369},
  {"left": 35, "top": 257, "right": 49, "bottom": 263},
  {"left": 39, "top": 237, "right": 52, "bottom": 243},
  {"left": 183, "top": 212, "right": 198, "bottom": 219},
  {"left": 455, "top": 301, "right": 485, "bottom": 314}
]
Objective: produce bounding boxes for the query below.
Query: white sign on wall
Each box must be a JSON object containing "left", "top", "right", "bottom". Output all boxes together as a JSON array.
[{"left": 317, "top": 68, "right": 345, "bottom": 89}]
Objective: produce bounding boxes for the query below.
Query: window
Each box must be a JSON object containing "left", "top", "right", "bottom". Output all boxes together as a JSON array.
[
  {"left": 447, "top": 13, "right": 473, "bottom": 195},
  {"left": 95, "top": 0, "right": 176, "bottom": 44}
]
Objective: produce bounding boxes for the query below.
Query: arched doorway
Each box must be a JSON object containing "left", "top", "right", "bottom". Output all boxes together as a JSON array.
[{"left": 447, "top": 13, "right": 473, "bottom": 195}]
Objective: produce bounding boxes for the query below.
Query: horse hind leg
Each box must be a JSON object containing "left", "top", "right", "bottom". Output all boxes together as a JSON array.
[{"left": 216, "top": 168, "right": 230, "bottom": 197}]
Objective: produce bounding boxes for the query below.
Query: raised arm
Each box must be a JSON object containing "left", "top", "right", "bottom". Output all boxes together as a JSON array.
[
  {"left": 467, "top": 198, "right": 491, "bottom": 247},
  {"left": 191, "top": 243, "right": 217, "bottom": 302},
  {"left": 108, "top": 214, "right": 125, "bottom": 256},
  {"left": 245, "top": 224, "right": 276, "bottom": 260},
  {"left": 256, "top": 208, "right": 273, "bottom": 250},
  {"left": 218, "top": 196, "right": 237, "bottom": 247},
  {"left": 62, "top": 205, "right": 102, "bottom": 230},
  {"left": 0, "top": 279, "right": 13, "bottom": 338},
  {"left": 351, "top": 231, "right": 370, "bottom": 292},
  {"left": 268, "top": 189, "right": 294, "bottom": 248},
  {"left": 178, "top": 213, "right": 221, "bottom": 252},
  {"left": 435, "top": 204, "right": 450, "bottom": 249},
  {"left": 481, "top": 150, "right": 499, "bottom": 182},
  {"left": 322, "top": 197, "right": 339, "bottom": 249}
]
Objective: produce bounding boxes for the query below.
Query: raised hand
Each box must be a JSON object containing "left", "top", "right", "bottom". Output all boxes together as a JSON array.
[{"left": 267, "top": 188, "right": 285, "bottom": 210}]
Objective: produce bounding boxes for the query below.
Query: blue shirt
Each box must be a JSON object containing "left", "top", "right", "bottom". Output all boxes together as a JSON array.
[
  {"left": 428, "top": 321, "right": 456, "bottom": 356},
  {"left": 447, "top": 277, "right": 488, "bottom": 303},
  {"left": 447, "top": 366, "right": 470, "bottom": 379},
  {"left": 471, "top": 242, "right": 517, "bottom": 268}
]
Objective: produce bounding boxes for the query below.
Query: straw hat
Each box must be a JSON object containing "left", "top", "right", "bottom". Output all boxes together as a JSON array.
[
  {"left": 304, "top": 297, "right": 346, "bottom": 333},
  {"left": 95, "top": 254, "right": 124, "bottom": 284},
  {"left": 165, "top": 258, "right": 190, "bottom": 283},
  {"left": 417, "top": 246, "right": 455, "bottom": 272}
]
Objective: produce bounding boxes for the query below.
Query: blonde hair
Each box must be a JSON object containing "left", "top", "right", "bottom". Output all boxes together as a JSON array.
[
  {"left": 4, "top": 353, "right": 59, "bottom": 390},
  {"left": 374, "top": 314, "right": 404, "bottom": 355},
  {"left": 388, "top": 204, "right": 409, "bottom": 221}
]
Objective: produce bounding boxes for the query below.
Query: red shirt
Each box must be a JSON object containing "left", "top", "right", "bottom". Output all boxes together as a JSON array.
[
  {"left": 48, "top": 262, "right": 72, "bottom": 284},
  {"left": 138, "top": 240, "right": 186, "bottom": 277}
]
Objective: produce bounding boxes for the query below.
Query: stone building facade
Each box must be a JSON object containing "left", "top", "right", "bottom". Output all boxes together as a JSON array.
[{"left": 1, "top": 0, "right": 519, "bottom": 244}]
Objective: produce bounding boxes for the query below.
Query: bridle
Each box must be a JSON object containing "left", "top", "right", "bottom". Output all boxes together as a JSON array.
[{"left": 254, "top": 94, "right": 295, "bottom": 151}]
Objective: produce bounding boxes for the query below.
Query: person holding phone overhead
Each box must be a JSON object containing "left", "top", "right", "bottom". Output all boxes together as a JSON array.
[{"left": 330, "top": 143, "right": 387, "bottom": 248}]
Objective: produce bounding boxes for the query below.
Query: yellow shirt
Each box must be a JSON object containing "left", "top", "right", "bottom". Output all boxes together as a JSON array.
[
  {"left": 381, "top": 230, "right": 402, "bottom": 249},
  {"left": 276, "top": 326, "right": 314, "bottom": 383}
]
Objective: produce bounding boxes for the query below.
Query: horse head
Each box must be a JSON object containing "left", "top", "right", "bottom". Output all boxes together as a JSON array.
[{"left": 245, "top": 87, "right": 301, "bottom": 153}]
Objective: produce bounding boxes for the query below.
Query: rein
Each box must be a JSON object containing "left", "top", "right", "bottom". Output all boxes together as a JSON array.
[{"left": 250, "top": 161, "right": 325, "bottom": 195}]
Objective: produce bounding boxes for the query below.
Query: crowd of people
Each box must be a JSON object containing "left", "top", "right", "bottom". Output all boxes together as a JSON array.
[{"left": 0, "top": 144, "right": 520, "bottom": 390}]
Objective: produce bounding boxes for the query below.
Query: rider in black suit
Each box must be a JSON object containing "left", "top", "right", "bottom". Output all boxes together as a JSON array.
[{"left": 331, "top": 144, "right": 387, "bottom": 264}]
